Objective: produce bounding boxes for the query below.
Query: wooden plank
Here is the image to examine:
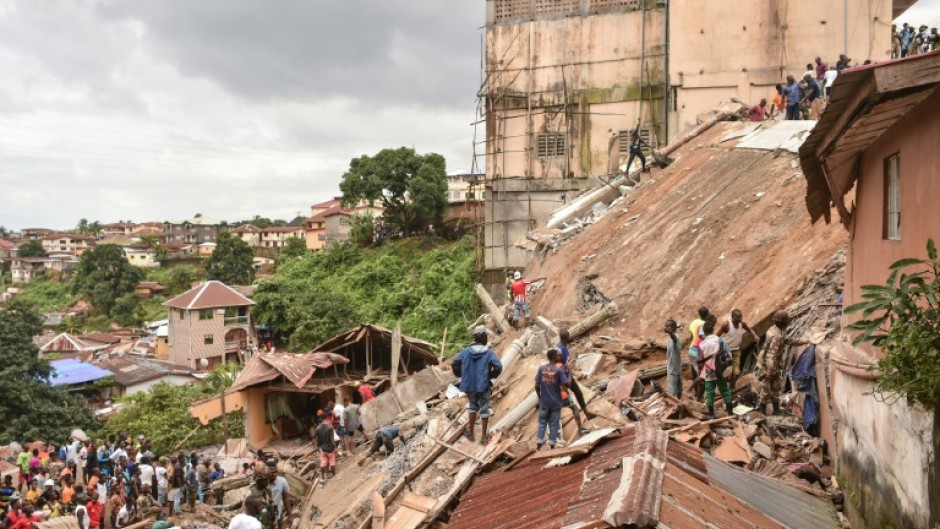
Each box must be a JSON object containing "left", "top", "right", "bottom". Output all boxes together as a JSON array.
[
  {"left": 400, "top": 493, "right": 436, "bottom": 514},
  {"left": 371, "top": 492, "right": 385, "bottom": 529},
  {"left": 431, "top": 437, "right": 487, "bottom": 464},
  {"left": 384, "top": 507, "right": 424, "bottom": 529},
  {"left": 665, "top": 416, "right": 735, "bottom": 434},
  {"left": 391, "top": 323, "right": 402, "bottom": 386},
  {"left": 475, "top": 283, "right": 511, "bottom": 333}
]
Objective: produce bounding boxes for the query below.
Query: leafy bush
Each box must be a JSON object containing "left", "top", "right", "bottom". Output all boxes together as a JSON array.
[
  {"left": 846, "top": 239, "right": 940, "bottom": 409},
  {"left": 14, "top": 276, "right": 76, "bottom": 312},
  {"left": 146, "top": 264, "right": 205, "bottom": 296},
  {"left": 253, "top": 236, "right": 477, "bottom": 356}
]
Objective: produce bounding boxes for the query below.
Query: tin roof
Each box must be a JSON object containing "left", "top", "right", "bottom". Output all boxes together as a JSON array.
[
  {"left": 448, "top": 422, "right": 840, "bottom": 529},
  {"left": 309, "top": 323, "right": 439, "bottom": 364},
  {"left": 227, "top": 352, "right": 350, "bottom": 392},
  {"left": 164, "top": 280, "right": 254, "bottom": 310},
  {"left": 49, "top": 359, "right": 114, "bottom": 387}
]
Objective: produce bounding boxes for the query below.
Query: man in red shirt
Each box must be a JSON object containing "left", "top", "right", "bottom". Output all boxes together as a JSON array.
[
  {"left": 356, "top": 382, "right": 375, "bottom": 404},
  {"left": 508, "top": 271, "right": 545, "bottom": 329},
  {"left": 749, "top": 99, "right": 768, "bottom": 122},
  {"left": 86, "top": 492, "right": 102, "bottom": 529}
]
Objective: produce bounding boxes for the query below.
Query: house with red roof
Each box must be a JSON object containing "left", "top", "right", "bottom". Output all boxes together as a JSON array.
[
  {"left": 164, "top": 280, "right": 255, "bottom": 369},
  {"left": 305, "top": 197, "right": 385, "bottom": 250}
]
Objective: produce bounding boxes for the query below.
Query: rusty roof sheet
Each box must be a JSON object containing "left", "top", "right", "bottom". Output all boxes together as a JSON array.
[
  {"left": 228, "top": 352, "right": 349, "bottom": 392},
  {"left": 164, "top": 280, "right": 254, "bottom": 309},
  {"left": 450, "top": 423, "right": 840, "bottom": 529}
]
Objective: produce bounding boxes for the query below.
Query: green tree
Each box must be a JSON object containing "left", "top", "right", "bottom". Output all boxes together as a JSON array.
[
  {"left": 206, "top": 232, "right": 254, "bottom": 285},
  {"left": 339, "top": 147, "right": 448, "bottom": 235},
  {"left": 349, "top": 213, "right": 375, "bottom": 248},
  {"left": 71, "top": 244, "right": 144, "bottom": 314},
  {"left": 163, "top": 266, "right": 198, "bottom": 294},
  {"left": 0, "top": 226, "right": 9, "bottom": 238},
  {"left": 111, "top": 292, "right": 143, "bottom": 327},
  {"left": 204, "top": 362, "right": 242, "bottom": 393},
  {"left": 846, "top": 239, "right": 940, "bottom": 409},
  {"left": 76, "top": 218, "right": 89, "bottom": 235},
  {"left": 18, "top": 240, "right": 47, "bottom": 258},
  {"left": 0, "top": 300, "right": 97, "bottom": 443},
  {"left": 280, "top": 237, "right": 308, "bottom": 259},
  {"left": 154, "top": 245, "right": 168, "bottom": 263}
]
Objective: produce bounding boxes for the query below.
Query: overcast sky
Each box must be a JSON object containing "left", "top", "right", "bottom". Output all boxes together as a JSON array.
[{"left": 0, "top": 1, "right": 484, "bottom": 230}]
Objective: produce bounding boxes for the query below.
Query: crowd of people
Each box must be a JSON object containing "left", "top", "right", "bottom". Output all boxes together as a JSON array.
[
  {"left": 892, "top": 22, "right": 939, "bottom": 59},
  {"left": 0, "top": 434, "right": 302, "bottom": 529}
]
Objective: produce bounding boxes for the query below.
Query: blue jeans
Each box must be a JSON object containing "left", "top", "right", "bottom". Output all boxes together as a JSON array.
[
  {"left": 467, "top": 390, "right": 493, "bottom": 418},
  {"left": 786, "top": 103, "right": 801, "bottom": 120},
  {"left": 537, "top": 407, "right": 561, "bottom": 447},
  {"left": 513, "top": 301, "right": 530, "bottom": 320},
  {"left": 172, "top": 489, "right": 181, "bottom": 514}
]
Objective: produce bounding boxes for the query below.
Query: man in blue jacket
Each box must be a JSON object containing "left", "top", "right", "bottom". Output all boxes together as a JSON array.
[{"left": 453, "top": 326, "right": 503, "bottom": 443}]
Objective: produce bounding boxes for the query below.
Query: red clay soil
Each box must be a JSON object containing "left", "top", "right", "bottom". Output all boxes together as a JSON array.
[{"left": 526, "top": 121, "right": 847, "bottom": 342}]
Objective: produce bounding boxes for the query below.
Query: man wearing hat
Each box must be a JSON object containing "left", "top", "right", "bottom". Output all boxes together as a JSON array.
[
  {"left": 508, "top": 271, "right": 545, "bottom": 329},
  {"left": 452, "top": 327, "right": 503, "bottom": 443}
]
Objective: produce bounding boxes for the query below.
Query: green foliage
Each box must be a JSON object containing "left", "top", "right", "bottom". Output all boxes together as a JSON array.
[
  {"left": 339, "top": 147, "right": 448, "bottom": 235},
  {"left": 15, "top": 276, "right": 76, "bottom": 312},
  {"left": 101, "top": 381, "right": 243, "bottom": 455},
  {"left": 18, "top": 240, "right": 47, "bottom": 258},
  {"left": 231, "top": 216, "right": 287, "bottom": 229},
  {"left": 0, "top": 300, "right": 97, "bottom": 443},
  {"left": 85, "top": 315, "right": 110, "bottom": 332},
  {"left": 111, "top": 292, "right": 144, "bottom": 327},
  {"left": 146, "top": 265, "right": 204, "bottom": 296},
  {"left": 280, "top": 237, "right": 308, "bottom": 260},
  {"left": 71, "top": 244, "right": 143, "bottom": 315},
  {"left": 204, "top": 362, "right": 243, "bottom": 393},
  {"left": 206, "top": 232, "right": 254, "bottom": 285},
  {"left": 253, "top": 236, "right": 476, "bottom": 355},
  {"left": 846, "top": 239, "right": 940, "bottom": 409},
  {"left": 349, "top": 213, "right": 375, "bottom": 248},
  {"left": 137, "top": 297, "right": 168, "bottom": 323}
]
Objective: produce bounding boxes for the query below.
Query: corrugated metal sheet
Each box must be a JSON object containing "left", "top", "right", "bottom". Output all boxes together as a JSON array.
[
  {"left": 604, "top": 422, "right": 667, "bottom": 527},
  {"left": 164, "top": 280, "right": 254, "bottom": 310},
  {"left": 227, "top": 352, "right": 349, "bottom": 392},
  {"left": 447, "top": 457, "right": 588, "bottom": 529},
  {"left": 49, "top": 359, "right": 114, "bottom": 386}
]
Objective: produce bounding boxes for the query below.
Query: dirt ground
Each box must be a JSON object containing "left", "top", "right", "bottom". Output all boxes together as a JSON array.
[{"left": 527, "top": 121, "right": 847, "bottom": 344}]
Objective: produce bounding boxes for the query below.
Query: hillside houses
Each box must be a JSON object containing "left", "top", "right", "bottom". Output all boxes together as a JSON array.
[{"left": 164, "top": 280, "right": 255, "bottom": 369}]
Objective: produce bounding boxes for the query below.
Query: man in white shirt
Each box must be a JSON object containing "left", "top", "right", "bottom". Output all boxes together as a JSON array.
[
  {"left": 139, "top": 456, "right": 155, "bottom": 488},
  {"left": 110, "top": 443, "right": 128, "bottom": 464},
  {"left": 823, "top": 66, "right": 839, "bottom": 99},
  {"left": 155, "top": 461, "right": 168, "bottom": 505},
  {"left": 115, "top": 503, "right": 131, "bottom": 528},
  {"left": 228, "top": 496, "right": 263, "bottom": 529}
]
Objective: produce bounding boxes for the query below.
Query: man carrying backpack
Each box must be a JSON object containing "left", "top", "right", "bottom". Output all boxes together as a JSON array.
[
  {"left": 698, "top": 316, "right": 734, "bottom": 419},
  {"left": 452, "top": 327, "right": 503, "bottom": 444}
]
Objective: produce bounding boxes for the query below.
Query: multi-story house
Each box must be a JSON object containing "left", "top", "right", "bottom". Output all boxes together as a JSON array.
[
  {"left": 304, "top": 197, "right": 385, "bottom": 250},
  {"left": 11, "top": 258, "right": 47, "bottom": 283},
  {"left": 230, "top": 224, "right": 262, "bottom": 247},
  {"left": 165, "top": 280, "right": 255, "bottom": 370},
  {"left": 40, "top": 233, "right": 95, "bottom": 256},
  {"left": 21, "top": 228, "right": 52, "bottom": 241},
  {"left": 102, "top": 222, "right": 134, "bottom": 238},
  {"left": 163, "top": 217, "right": 226, "bottom": 245},
  {"left": 800, "top": 52, "right": 940, "bottom": 529},
  {"left": 122, "top": 245, "right": 160, "bottom": 268},
  {"left": 259, "top": 226, "right": 305, "bottom": 248},
  {"left": 446, "top": 169, "right": 484, "bottom": 203}
]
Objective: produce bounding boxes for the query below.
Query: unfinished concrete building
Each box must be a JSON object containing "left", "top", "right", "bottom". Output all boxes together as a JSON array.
[{"left": 480, "top": 0, "right": 889, "bottom": 289}]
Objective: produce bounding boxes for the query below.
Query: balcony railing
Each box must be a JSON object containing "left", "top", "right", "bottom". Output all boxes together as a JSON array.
[
  {"left": 224, "top": 316, "right": 249, "bottom": 325},
  {"left": 224, "top": 341, "right": 248, "bottom": 351}
]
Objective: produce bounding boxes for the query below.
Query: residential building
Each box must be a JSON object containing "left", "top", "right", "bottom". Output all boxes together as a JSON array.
[
  {"left": 130, "top": 224, "right": 166, "bottom": 242},
  {"left": 481, "top": 0, "right": 889, "bottom": 285},
  {"left": 259, "top": 226, "right": 305, "bottom": 248},
  {"left": 122, "top": 245, "right": 160, "bottom": 268},
  {"left": 20, "top": 228, "right": 52, "bottom": 240},
  {"left": 164, "top": 280, "right": 255, "bottom": 369},
  {"left": 11, "top": 257, "right": 47, "bottom": 283},
  {"left": 43, "top": 253, "right": 79, "bottom": 276},
  {"left": 197, "top": 242, "right": 217, "bottom": 257},
  {"left": 136, "top": 281, "right": 167, "bottom": 299},
  {"left": 101, "top": 222, "right": 134, "bottom": 238},
  {"left": 40, "top": 232, "right": 94, "bottom": 255},
  {"left": 446, "top": 169, "right": 484, "bottom": 203},
  {"left": 305, "top": 198, "right": 384, "bottom": 250},
  {"left": 95, "top": 356, "right": 197, "bottom": 396},
  {"left": 0, "top": 238, "right": 16, "bottom": 261},
  {"left": 230, "top": 224, "right": 262, "bottom": 247},
  {"left": 163, "top": 217, "right": 226, "bottom": 245},
  {"left": 39, "top": 332, "right": 110, "bottom": 358},
  {"left": 162, "top": 243, "right": 194, "bottom": 259},
  {"left": 799, "top": 52, "right": 940, "bottom": 529}
]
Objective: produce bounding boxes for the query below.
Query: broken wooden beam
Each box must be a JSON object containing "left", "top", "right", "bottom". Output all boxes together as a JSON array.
[
  {"left": 432, "top": 437, "right": 488, "bottom": 464},
  {"left": 535, "top": 316, "right": 560, "bottom": 343},
  {"left": 665, "top": 416, "right": 735, "bottom": 435},
  {"left": 499, "top": 329, "right": 533, "bottom": 372},
  {"left": 370, "top": 492, "right": 385, "bottom": 529},
  {"left": 475, "top": 283, "right": 511, "bottom": 333},
  {"left": 211, "top": 473, "right": 251, "bottom": 492},
  {"left": 568, "top": 302, "right": 619, "bottom": 340}
]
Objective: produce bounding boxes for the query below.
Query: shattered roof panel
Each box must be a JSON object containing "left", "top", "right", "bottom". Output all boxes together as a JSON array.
[
  {"left": 227, "top": 352, "right": 350, "bottom": 392},
  {"left": 309, "top": 324, "right": 439, "bottom": 364}
]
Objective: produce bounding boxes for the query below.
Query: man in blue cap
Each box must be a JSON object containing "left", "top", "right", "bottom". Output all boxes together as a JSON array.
[{"left": 452, "top": 326, "right": 503, "bottom": 443}]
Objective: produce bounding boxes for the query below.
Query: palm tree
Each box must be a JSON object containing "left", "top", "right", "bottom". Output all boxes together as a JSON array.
[
  {"left": 88, "top": 221, "right": 103, "bottom": 238},
  {"left": 76, "top": 218, "right": 89, "bottom": 235}
]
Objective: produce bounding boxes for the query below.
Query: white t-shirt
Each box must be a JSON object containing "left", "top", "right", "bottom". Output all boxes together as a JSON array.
[
  {"left": 228, "top": 513, "right": 262, "bottom": 529},
  {"left": 110, "top": 448, "right": 127, "bottom": 463},
  {"left": 139, "top": 464, "right": 155, "bottom": 485},
  {"left": 116, "top": 505, "right": 130, "bottom": 528},
  {"left": 156, "top": 466, "right": 168, "bottom": 489},
  {"left": 75, "top": 505, "right": 90, "bottom": 529},
  {"left": 333, "top": 403, "right": 345, "bottom": 428},
  {"left": 824, "top": 69, "right": 838, "bottom": 89}
]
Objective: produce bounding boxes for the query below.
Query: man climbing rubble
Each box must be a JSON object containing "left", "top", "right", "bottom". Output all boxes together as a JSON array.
[
  {"left": 698, "top": 316, "right": 734, "bottom": 419},
  {"left": 357, "top": 425, "right": 405, "bottom": 467},
  {"left": 625, "top": 121, "right": 650, "bottom": 174},
  {"left": 718, "top": 309, "right": 760, "bottom": 386},
  {"left": 452, "top": 326, "right": 503, "bottom": 444},
  {"left": 508, "top": 271, "right": 544, "bottom": 329},
  {"left": 248, "top": 468, "right": 275, "bottom": 529},
  {"left": 557, "top": 328, "right": 594, "bottom": 424},
  {"left": 663, "top": 319, "right": 683, "bottom": 398},
  {"left": 314, "top": 414, "right": 337, "bottom": 479},
  {"left": 757, "top": 310, "right": 789, "bottom": 415}
]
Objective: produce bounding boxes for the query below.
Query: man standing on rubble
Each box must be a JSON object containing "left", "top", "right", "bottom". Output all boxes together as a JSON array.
[
  {"left": 757, "top": 310, "right": 789, "bottom": 415},
  {"left": 508, "top": 271, "right": 544, "bottom": 329},
  {"left": 314, "top": 414, "right": 337, "bottom": 479},
  {"left": 718, "top": 309, "right": 760, "bottom": 386},
  {"left": 453, "top": 326, "right": 503, "bottom": 443},
  {"left": 228, "top": 495, "right": 262, "bottom": 529},
  {"left": 688, "top": 306, "right": 709, "bottom": 400},
  {"left": 535, "top": 348, "right": 569, "bottom": 451},
  {"left": 664, "top": 320, "right": 683, "bottom": 398},
  {"left": 625, "top": 121, "right": 650, "bottom": 174},
  {"left": 557, "top": 328, "right": 593, "bottom": 422},
  {"left": 782, "top": 75, "right": 801, "bottom": 120},
  {"left": 698, "top": 317, "right": 734, "bottom": 419}
]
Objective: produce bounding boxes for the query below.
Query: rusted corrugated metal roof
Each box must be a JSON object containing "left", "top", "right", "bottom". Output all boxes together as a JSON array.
[
  {"left": 227, "top": 352, "right": 350, "bottom": 392},
  {"left": 450, "top": 422, "right": 840, "bottom": 529}
]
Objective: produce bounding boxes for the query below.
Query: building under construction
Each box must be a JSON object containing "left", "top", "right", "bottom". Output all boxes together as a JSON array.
[{"left": 476, "top": 0, "right": 889, "bottom": 290}]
